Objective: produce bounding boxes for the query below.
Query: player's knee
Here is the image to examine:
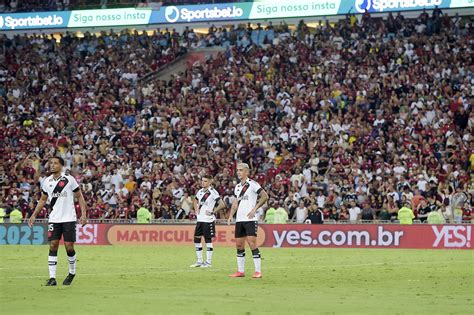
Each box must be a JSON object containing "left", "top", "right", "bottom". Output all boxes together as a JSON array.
[
  {"left": 64, "top": 243, "right": 75, "bottom": 253},
  {"left": 49, "top": 242, "right": 59, "bottom": 251},
  {"left": 204, "top": 237, "right": 212, "bottom": 244},
  {"left": 248, "top": 241, "right": 257, "bottom": 250}
]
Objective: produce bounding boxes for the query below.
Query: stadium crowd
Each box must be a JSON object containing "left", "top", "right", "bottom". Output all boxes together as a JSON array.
[{"left": 1, "top": 9, "right": 473, "bottom": 224}]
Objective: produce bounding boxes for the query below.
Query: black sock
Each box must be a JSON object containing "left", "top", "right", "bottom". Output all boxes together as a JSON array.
[{"left": 251, "top": 248, "right": 261, "bottom": 258}]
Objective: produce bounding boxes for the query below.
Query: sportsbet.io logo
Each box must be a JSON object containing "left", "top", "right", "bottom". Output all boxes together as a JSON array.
[
  {"left": 165, "top": 6, "right": 180, "bottom": 23},
  {"left": 1, "top": 14, "right": 64, "bottom": 29},
  {"left": 164, "top": 5, "right": 244, "bottom": 23},
  {"left": 355, "top": 0, "right": 370, "bottom": 13},
  {"left": 355, "top": 0, "right": 443, "bottom": 13}
]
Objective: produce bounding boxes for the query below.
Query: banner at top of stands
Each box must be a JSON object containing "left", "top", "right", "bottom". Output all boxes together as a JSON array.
[
  {"left": 0, "top": 0, "right": 472, "bottom": 31},
  {"left": 339, "top": 0, "right": 472, "bottom": 14}
]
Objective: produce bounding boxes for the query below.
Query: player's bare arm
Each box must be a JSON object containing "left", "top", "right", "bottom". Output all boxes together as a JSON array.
[
  {"left": 74, "top": 189, "right": 88, "bottom": 226},
  {"left": 247, "top": 189, "right": 269, "bottom": 219},
  {"left": 208, "top": 199, "right": 226, "bottom": 216},
  {"left": 28, "top": 193, "right": 48, "bottom": 227},
  {"left": 193, "top": 196, "right": 199, "bottom": 214},
  {"left": 227, "top": 199, "right": 238, "bottom": 225}
]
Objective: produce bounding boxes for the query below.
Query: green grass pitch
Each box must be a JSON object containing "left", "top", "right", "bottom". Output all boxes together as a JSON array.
[{"left": 1, "top": 246, "right": 473, "bottom": 314}]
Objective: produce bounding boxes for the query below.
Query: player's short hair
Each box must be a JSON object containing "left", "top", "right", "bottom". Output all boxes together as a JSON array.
[
  {"left": 237, "top": 163, "right": 250, "bottom": 170},
  {"left": 201, "top": 174, "right": 213, "bottom": 180},
  {"left": 51, "top": 156, "right": 65, "bottom": 166}
]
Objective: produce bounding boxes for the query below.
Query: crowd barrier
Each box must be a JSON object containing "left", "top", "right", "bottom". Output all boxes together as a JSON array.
[{"left": 1, "top": 223, "right": 471, "bottom": 250}]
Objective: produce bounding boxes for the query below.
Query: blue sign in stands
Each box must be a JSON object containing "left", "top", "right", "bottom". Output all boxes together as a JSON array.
[{"left": 0, "top": 224, "right": 47, "bottom": 245}]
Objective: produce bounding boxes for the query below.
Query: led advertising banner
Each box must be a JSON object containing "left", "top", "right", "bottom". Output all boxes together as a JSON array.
[
  {"left": 67, "top": 8, "right": 152, "bottom": 28},
  {"left": 0, "top": 224, "right": 47, "bottom": 245},
  {"left": 2, "top": 224, "right": 472, "bottom": 250},
  {"left": 0, "top": 11, "right": 70, "bottom": 30},
  {"left": 248, "top": 0, "right": 340, "bottom": 19},
  {"left": 338, "top": 0, "right": 473, "bottom": 14},
  {"left": 152, "top": 2, "right": 252, "bottom": 24},
  {"left": 260, "top": 224, "right": 473, "bottom": 249},
  {"left": 0, "top": 0, "right": 472, "bottom": 30}
]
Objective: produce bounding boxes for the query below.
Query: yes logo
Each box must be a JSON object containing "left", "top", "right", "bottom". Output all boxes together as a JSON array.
[
  {"left": 432, "top": 226, "right": 472, "bottom": 248},
  {"left": 76, "top": 224, "right": 98, "bottom": 244},
  {"left": 165, "top": 6, "right": 179, "bottom": 23}
]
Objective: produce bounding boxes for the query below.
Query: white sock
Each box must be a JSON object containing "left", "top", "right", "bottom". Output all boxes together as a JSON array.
[
  {"left": 195, "top": 243, "right": 203, "bottom": 263},
  {"left": 68, "top": 254, "right": 77, "bottom": 275},
  {"left": 237, "top": 250, "right": 245, "bottom": 273},
  {"left": 48, "top": 256, "right": 57, "bottom": 279},
  {"left": 252, "top": 249, "right": 261, "bottom": 273},
  {"left": 206, "top": 243, "right": 213, "bottom": 264}
]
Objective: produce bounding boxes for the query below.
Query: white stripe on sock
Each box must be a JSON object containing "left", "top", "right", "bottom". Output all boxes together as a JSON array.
[
  {"left": 48, "top": 256, "right": 57, "bottom": 278},
  {"left": 68, "top": 255, "right": 76, "bottom": 275}
]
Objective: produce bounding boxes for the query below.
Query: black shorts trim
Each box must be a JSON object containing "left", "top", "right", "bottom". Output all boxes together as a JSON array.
[
  {"left": 48, "top": 222, "right": 76, "bottom": 242},
  {"left": 194, "top": 222, "right": 216, "bottom": 239},
  {"left": 235, "top": 221, "right": 258, "bottom": 238}
]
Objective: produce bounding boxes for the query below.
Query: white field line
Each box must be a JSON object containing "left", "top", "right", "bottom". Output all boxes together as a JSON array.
[{"left": 1, "top": 260, "right": 472, "bottom": 279}]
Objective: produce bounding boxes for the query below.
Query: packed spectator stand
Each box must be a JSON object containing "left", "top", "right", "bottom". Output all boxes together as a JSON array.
[{"left": 0, "top": 9, "right": 473, "bottom": 224}]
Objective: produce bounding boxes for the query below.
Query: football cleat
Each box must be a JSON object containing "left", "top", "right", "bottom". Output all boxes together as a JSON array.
[
  {"left": 252, "top": 272, "right": 262, "bottom": 278},
  {"left": 190, "top": 262, "right": 204, "bottom": 267},
  {"left": 63, "top": 273, "right": 76, "bottom": 285},
  {"left": 201, "top": 262, "right": 212, "bottom": 268},
  {"left": 46, "top": 278, "right": 57, "bottom": 286},
  {"left": 229, "top": 271, "right": 245, "bottom": 278}
]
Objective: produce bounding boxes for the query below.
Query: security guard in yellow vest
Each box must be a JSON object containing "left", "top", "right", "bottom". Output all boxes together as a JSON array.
[
  {"left": 9, "top": 208, "right": 23, "bottom": 223},
  {"left": 398, "top": 202, "right": 415, "bottom": 224},
  {"left": 137, "top": 206, "right": 151, "bottom": 224}
]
